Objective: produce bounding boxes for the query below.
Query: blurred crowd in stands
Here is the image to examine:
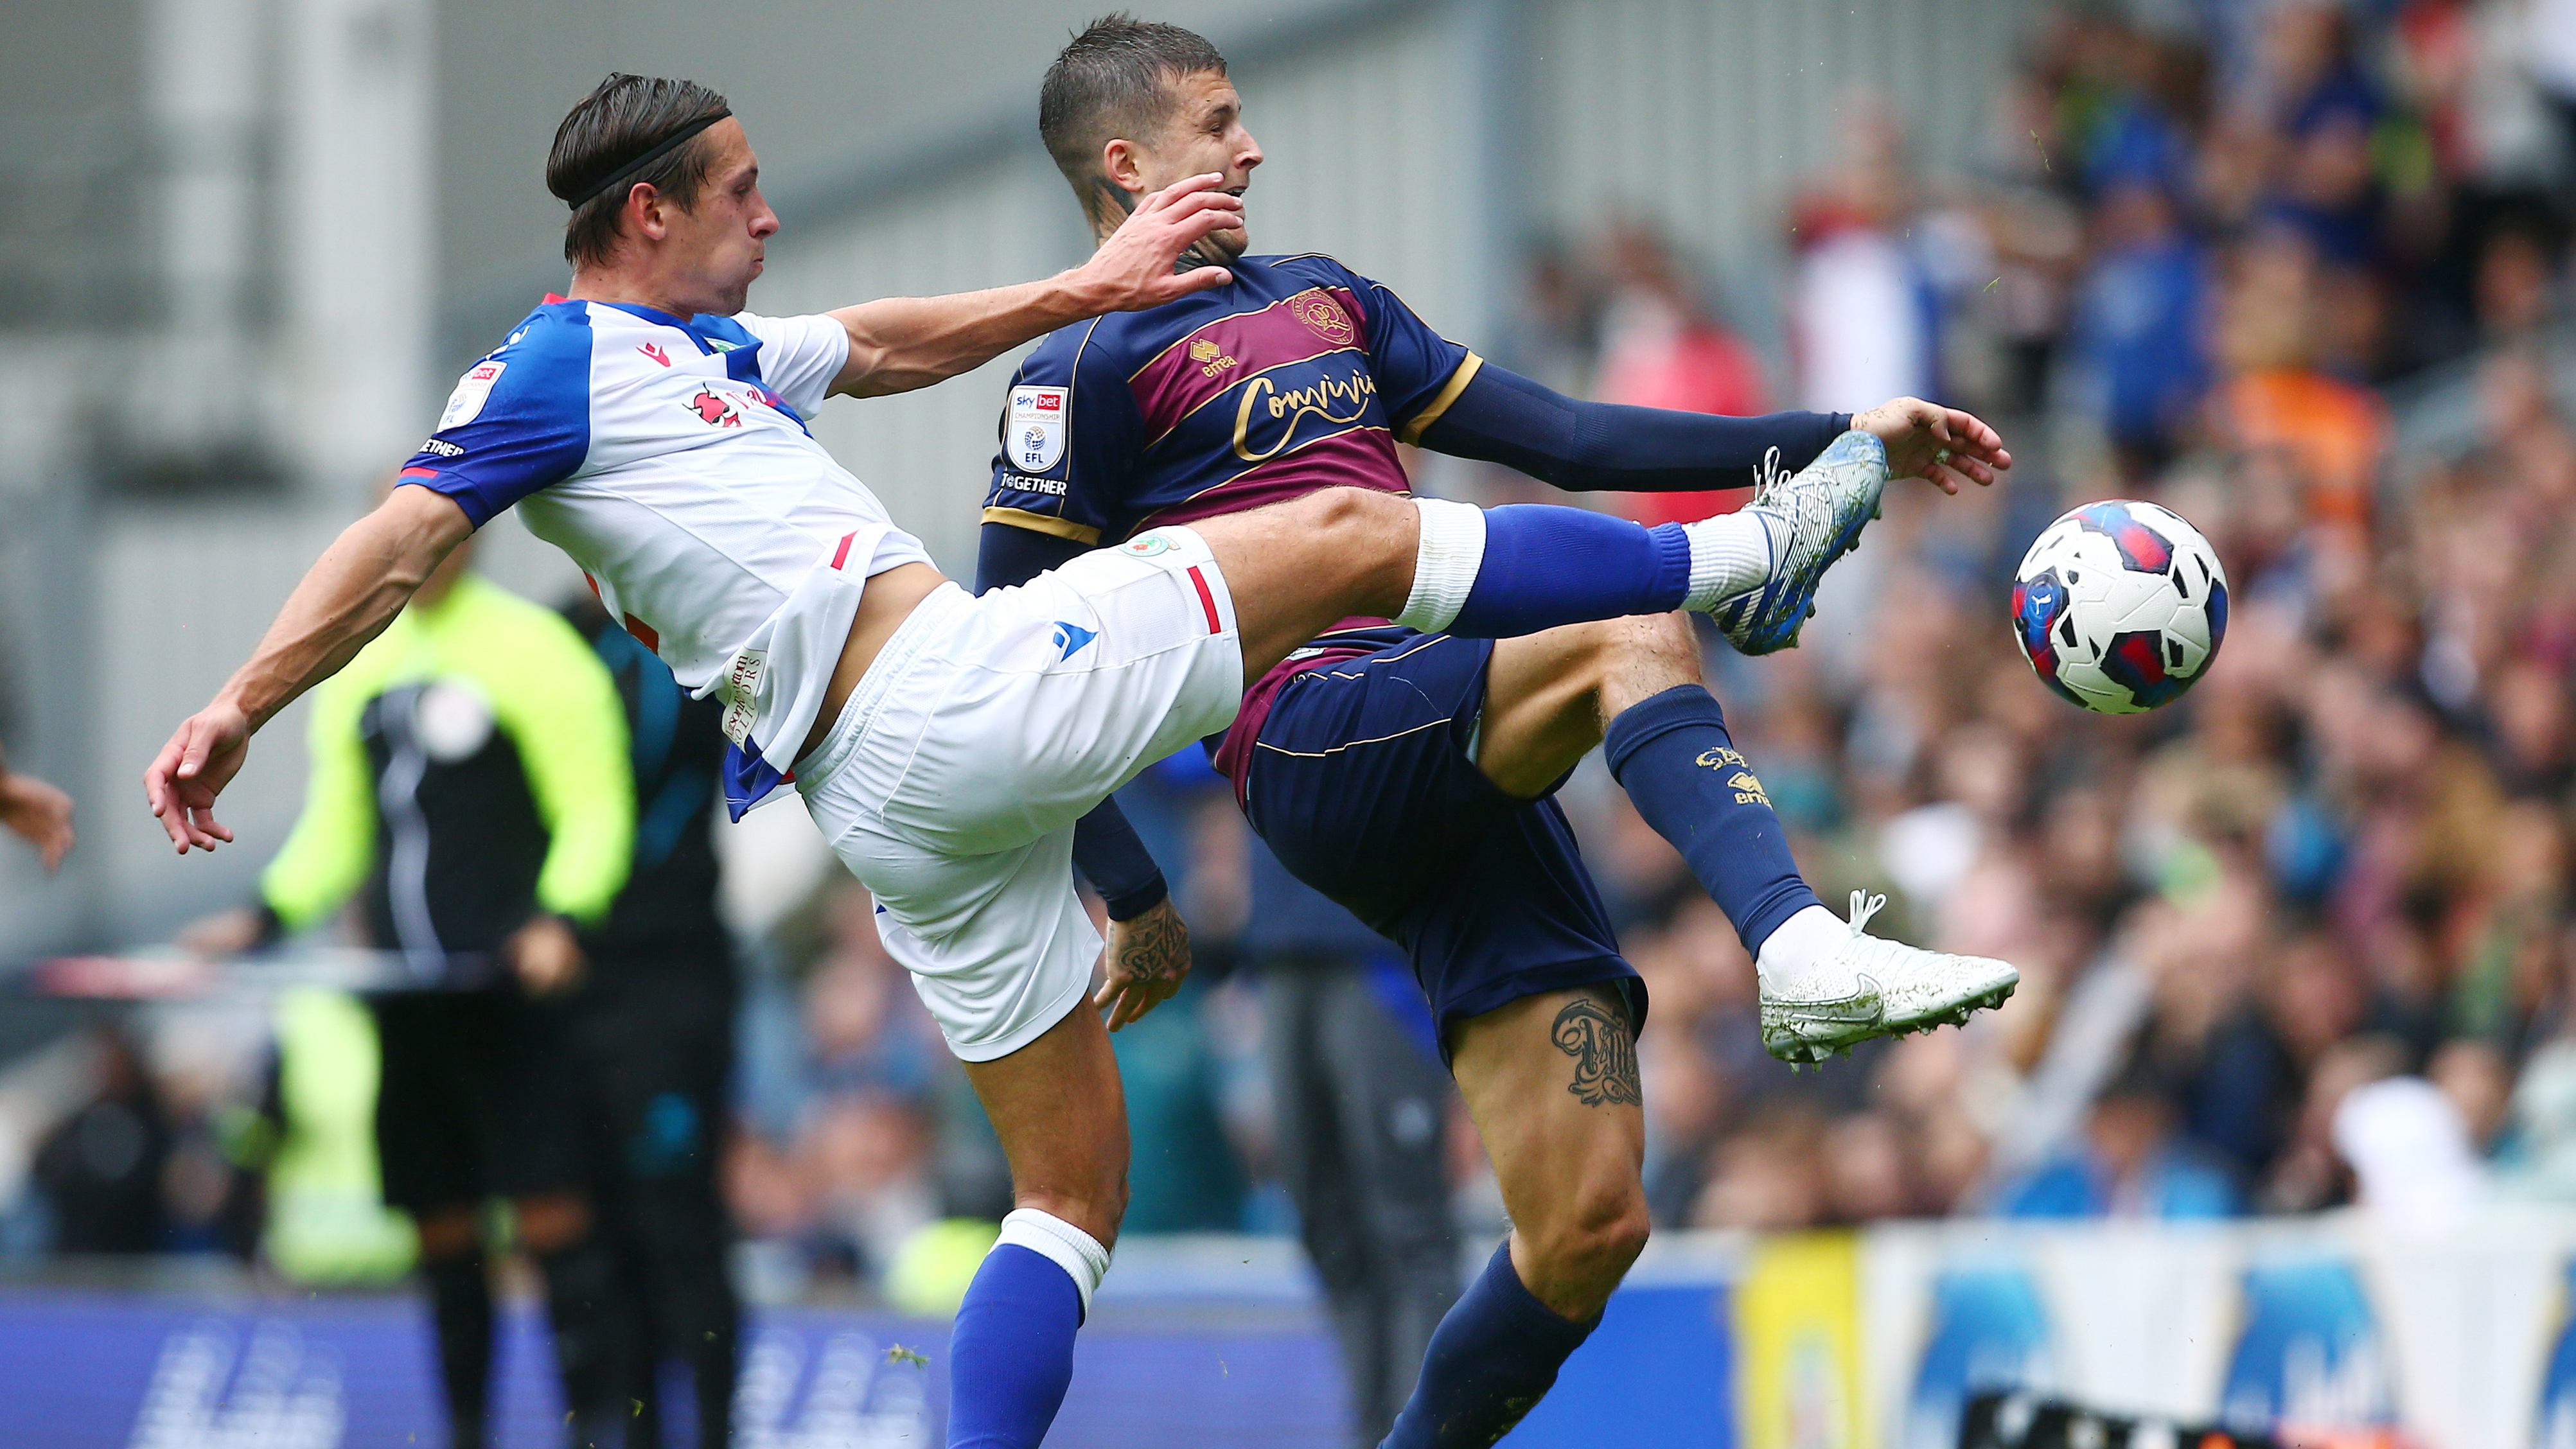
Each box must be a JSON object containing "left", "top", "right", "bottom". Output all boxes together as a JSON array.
[
  {"left": 1519, "top": 0, "right": 2576, "bottom": 1234},
  {"left": 10, "top": 0, "right": 2576, "bottom": 1290}
]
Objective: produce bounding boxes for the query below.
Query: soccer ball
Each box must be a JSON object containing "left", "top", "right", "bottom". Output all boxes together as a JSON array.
[{"left": 2009, "top": 500, "right": 2228, "bottom": 714}]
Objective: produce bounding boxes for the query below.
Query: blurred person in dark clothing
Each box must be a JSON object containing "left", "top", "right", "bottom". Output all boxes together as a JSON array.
[
  {"left": 0, "top": 742, "right": 74, "bottom": 873},
  {"left": 33, "top": 1024, "right": 170, "bottom": 1253},
  {"left": 1244, "top": 837, "right": 1459, "bottom": 1447},
  {"left": 559, "top": 593, "right": 743, "bottom": 1449},
  {"left": 184, "top": 536, "right": 634, "bottom": 1449}
]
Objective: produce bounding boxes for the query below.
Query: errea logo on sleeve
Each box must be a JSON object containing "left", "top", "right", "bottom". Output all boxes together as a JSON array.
[{"left": 1009, "top": 387, "right": 1068, "bottom": 471}]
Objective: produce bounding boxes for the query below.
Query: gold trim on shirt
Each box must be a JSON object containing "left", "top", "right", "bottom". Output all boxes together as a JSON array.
[
  {"left": 1396, "top": 351, "right": 1485, "bottom": 446},
  {"left": 981, "top": 507, "right": 1102, "bottom": 545}
]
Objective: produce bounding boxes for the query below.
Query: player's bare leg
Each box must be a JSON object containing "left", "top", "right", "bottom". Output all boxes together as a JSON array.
[
  {"left": 958, "top": 1000, "right": 1132, "bottom": 1249},
  {"left": 1186, "top": 487, "right": 1421, "bottom": 680},
  {"left": 942, "top": 999, "right": 1130, "bottom": 1449},
  {"left": 1474, "top": 613, "right": 1702, "bottom": 797},
  {"left": 1372, "top": 984, "right": 1648, "bottom": 1448},
  {"left": 1452, "top": 987, "right": 1650, "bottom": 1319}
]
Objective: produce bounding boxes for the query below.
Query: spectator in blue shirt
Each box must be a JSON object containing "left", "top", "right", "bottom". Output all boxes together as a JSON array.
[{"left": 2001, "top": 1062, "right": 2239, "bottom": 1220}]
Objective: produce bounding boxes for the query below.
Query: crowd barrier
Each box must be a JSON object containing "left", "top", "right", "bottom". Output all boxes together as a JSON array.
[{"left": 4, "top": 1211, "right": 2572, "bottom": 1448}]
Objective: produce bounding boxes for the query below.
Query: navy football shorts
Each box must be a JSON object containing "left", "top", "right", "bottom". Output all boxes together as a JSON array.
[{"left": 1240, "top": 628, "right": 1645, "bottom": 1058}]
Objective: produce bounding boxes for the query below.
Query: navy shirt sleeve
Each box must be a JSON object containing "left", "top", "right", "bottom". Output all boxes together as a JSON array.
[
  {"left": 398, "top": 306, "right": 594, "bottom": 527},
  {"left": 982, "top": 322, "right": 1140, "bottom": 547},
  {"left": 1305, "top": 258, "right": 1477, "bottom": 445},
  {"left": 1420, "top": 362, "right": 1851, "bottom": 491}
]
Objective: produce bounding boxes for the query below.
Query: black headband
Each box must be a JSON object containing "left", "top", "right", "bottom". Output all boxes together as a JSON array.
[{"left": 563, "top": 109, "right": 732, "bottom": 209}]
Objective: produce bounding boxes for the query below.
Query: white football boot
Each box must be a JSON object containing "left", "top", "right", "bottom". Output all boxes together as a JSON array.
[
  {"left": 1708, "top": 431, "right": 1889, "bottom": 655},
  {"left": 1760, "top": 891, "right": 2020, "bottom": 1067}
]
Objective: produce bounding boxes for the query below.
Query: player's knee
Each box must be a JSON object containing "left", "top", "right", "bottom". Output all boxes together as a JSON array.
[
  {"left": 1591, "top": 611, "right": 1705, "bottom": 712},
  {"left": 1522, "top": 1183, "right": 1651, "bottom": 1304},
  {"left": 1591, "top": 610, "right": 1698, "bottom": 674}
]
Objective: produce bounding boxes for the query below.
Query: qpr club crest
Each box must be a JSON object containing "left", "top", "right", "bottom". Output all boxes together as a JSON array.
[
  {"left": 1009, "top": 385, "right": 1068, "bottom": 471},
  {"left": 1291, "top": 292, "right": 1357, "bottom": 347}
]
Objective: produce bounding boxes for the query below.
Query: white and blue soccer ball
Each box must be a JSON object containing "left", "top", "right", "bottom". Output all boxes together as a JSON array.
[{"left": 2009, "top": 499, "right": 2228, "bottom": 714}]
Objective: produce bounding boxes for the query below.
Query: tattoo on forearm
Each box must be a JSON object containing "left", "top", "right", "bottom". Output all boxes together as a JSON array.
[
  {"left": 1116, "top": 909, "right": 1187, "bottom": 986},
  {"left": 1551, "top": 997, "right": 1641, "bottom": 1107}
]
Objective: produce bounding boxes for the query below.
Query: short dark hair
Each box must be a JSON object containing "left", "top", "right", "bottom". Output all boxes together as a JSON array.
[
  {"left": 547, "top": 73, "right": 733, "bottom": 268},
  {"left": 1038, "top": 15, "right": 1227, "bottom": 208}
]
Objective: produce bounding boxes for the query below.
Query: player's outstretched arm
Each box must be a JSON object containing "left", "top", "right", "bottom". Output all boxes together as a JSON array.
[
  {"left": 1417, "top": 365, "right": 2011, "bottom": 496},
  {"left": 824, "top": 174, "right": 1243, "bottom": 399},
  {"left": 145, "top": 486, "right": 474, "bottom": 854},
  {"left": 1418, "top": 362, "right": 1854, "bottom": 491},
  {"left": 1849, "top": 398, "right": 2011, "bottom": 494}
]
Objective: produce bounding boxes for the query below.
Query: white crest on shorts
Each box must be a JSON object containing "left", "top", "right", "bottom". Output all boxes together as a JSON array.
[
  {"left": 437, "top": 359, "right": 505, "bottom": 432},
  {"left": 1008, "top": 386, "right": 1068, "bottom": 472}
]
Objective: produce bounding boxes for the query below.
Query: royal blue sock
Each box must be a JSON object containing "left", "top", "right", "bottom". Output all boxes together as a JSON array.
[
  {"left": 1380, "top": 1240, "right": 1594, "bottom": 1449},
  {"left": 1445, "top": 507, "right": 1691, "bottom": 638},
  {"left": 1603, "top": 685, "right": 1822, "bottom": 958},
  {"left": 946, "top": 1245, "right": 1081, "bottom": 1449}
]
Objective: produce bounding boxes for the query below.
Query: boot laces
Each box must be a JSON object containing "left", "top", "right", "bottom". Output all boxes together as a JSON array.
[{"left": 1832, "top": 890, "right": 1920, "bottom": 981}]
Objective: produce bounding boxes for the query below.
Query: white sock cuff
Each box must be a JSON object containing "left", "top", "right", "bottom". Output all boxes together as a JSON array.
[
  {"left": 1754, "top": 902, "right": 1851, "bottom": 993},
  {"left": 1681, "top": 513, "right": 1776, "bottom": 611},
  {"left": 1393, "top": 497, "right": 1487, "bottom": 633},
  {"left": 997, "top": 1208, "right": 1112, "bottom": 1316}
]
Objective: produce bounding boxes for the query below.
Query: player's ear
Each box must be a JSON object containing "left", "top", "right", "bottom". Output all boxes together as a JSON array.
[
  {"left": 627, "top": 180, "right": 671, "bottom": 243},
  {"left": 1098, "top": 137, "right": 1149, "bottom": 201}
]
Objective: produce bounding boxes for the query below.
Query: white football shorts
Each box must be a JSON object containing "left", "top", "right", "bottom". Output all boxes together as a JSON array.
[{"left": 794, "top": 527, "right": 1242, "bottom": 1061}]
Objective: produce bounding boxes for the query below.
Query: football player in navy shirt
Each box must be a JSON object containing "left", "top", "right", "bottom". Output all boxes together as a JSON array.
[{"left": 982, "top": 21, "right": 2018, "bottom": 1448}]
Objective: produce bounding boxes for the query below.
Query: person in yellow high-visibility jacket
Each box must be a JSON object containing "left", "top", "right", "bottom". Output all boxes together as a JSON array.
[{"left": 188, "top": 532, "right": 632, "bottom": 1449}]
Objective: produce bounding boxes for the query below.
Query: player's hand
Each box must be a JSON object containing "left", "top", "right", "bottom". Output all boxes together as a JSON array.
[
  {"left": 1077, "top": 175, "right": 1244, "bottom": 310},
  {"left": 1095, "top": 897, "right": 1191, "bottom": 1031},
  {"left": 1851, "top": 398, "right": 2011, "bottom": 495},
  {"left": 145, "top": 703, "right": 252, "bottom": 854},
  {"left": 0, "top": 768, "right": 75, "bottom": 873},
  {"left": 506, "top": 914, "right": 586, "bottom": 996}
]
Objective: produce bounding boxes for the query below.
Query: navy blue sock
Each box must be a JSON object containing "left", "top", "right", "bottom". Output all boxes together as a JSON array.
[
  {"left": 1381, "top": 1240, "right": 1594, "bottom": 1449},
  {"left": 1603, "top": 685, "right": 1822, "bottom": 958},
  {"left": 1446, "top": 507, "right": 1691, "bottom": 638},
  {"left": 946, "top": 1245, "right": 1082, "bottom": 1449}
]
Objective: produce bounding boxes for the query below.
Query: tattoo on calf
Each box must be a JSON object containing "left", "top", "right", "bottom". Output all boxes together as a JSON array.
[{"left": 1551, "top": 997, "right": 1641, "bottom": 1107}]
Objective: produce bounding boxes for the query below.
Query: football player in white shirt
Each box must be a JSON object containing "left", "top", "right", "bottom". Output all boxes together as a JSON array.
[{"left": 147, "top": 73, "right": 1899, "bottom": 1448}]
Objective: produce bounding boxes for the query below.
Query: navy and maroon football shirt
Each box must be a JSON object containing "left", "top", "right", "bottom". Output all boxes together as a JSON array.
[{"left": 982, "top": 252, "right": 1474, "bottom": 548}]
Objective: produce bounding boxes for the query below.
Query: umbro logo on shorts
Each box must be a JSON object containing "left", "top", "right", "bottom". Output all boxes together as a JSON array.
[{"left": 1052, "top": 622, "right": 1098, "bottom": 660}]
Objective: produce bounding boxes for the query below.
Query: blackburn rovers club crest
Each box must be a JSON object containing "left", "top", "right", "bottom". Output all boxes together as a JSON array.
[
  {"left": 1124, "top": 534, "right": 1176, "bottom": 558},
  {"left": 1291, "top": 292, "right": 1357, "bottom": 347},
  {"left": 1010, "top": 385, "right": 1068, "bottom": 471}
]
